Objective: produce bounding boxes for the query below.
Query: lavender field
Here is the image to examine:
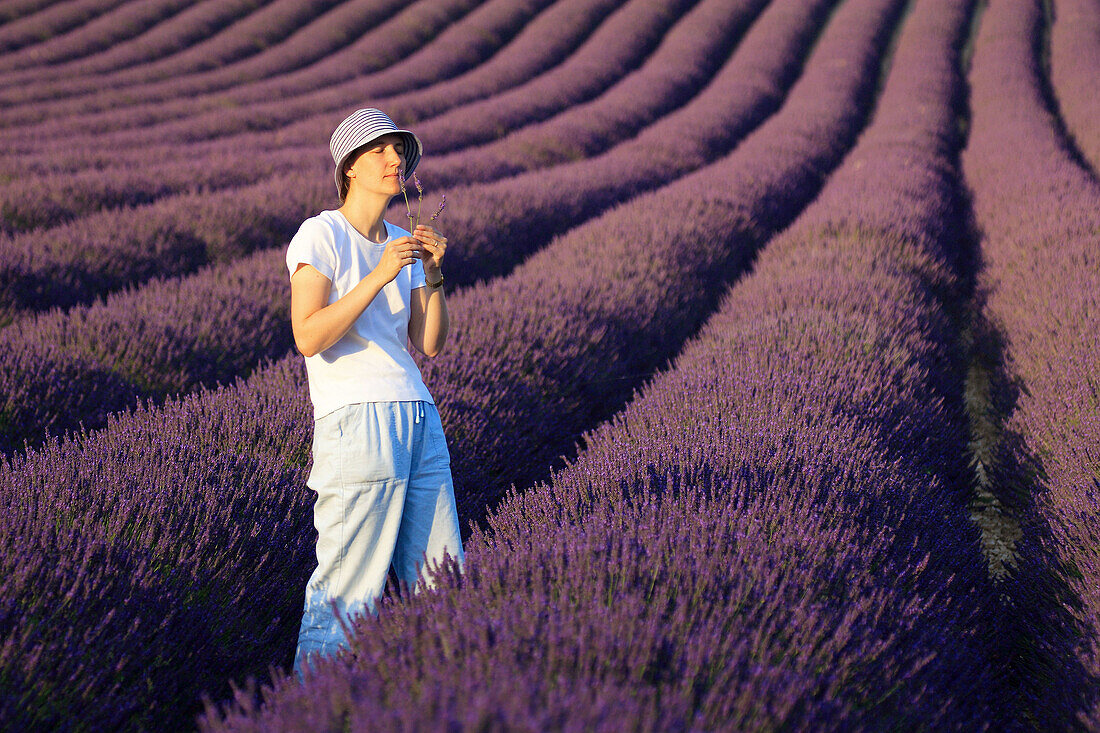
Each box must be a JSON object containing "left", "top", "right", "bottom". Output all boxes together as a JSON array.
[{"left": 1, "top": 0, "right": 1097, "bottom": 729}]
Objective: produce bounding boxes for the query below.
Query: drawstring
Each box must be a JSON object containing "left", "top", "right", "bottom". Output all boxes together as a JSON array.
[{"left": 414, "top": 401, "right": 424, "bottom": 425}]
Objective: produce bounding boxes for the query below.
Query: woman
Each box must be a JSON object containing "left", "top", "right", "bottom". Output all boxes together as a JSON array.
[{"left": 286, "top": 108, "right": 463, "bottom": 676}]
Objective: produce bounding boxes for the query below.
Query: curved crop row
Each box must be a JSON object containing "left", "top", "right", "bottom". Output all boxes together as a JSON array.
[
  {"left": 0, "top": 0, "right": 345, "bottom": 101},
  {"left": 339, "top": 0, "right": 697, "bottom": 156},
  {"left": 0, "top": 364, "right": 317, "bottom": 732},
  {"left": 370, "top": 0, "right": 736, "bottom": 130},
  {"left": 0, "top": 0, "right": 903, "bottom": 728},
  {"left": 0, "top": 0, "right": 483, "bottom": 131},
  {"left": 961, "top": 0, "right": 1100, "bottom": 726},
  {"left": 0, "top": 245, "right": 294, "bottom": 453},
  {"left": 0, "top": 0, "right": 833, "bottom": 453},
  {"left": 413, "top": 0, "right": 831, "bottom": 280},
  {"left": 0, "top": 167, "right": 329, "bottom": 325},
  {"left": 0, "top": 0, "right": 195, "bottom": 71},
  {"left": 3, "top": 0, "right": 683, "bottom": 159},
  {"left": 0, "top": 144, "right": 311, "bottom": 236},
  {"left": 0, "top": 0, "right": 721, "bottom": 309},
  {"left": 0, "top": 0, "right": 125, "bottom": 53},
  {"left": 417, "top": 0, "right": 771, "bottom": 188},
  {"left": 205, "top": 0, "right": 1007, "bottom": 727},
  {"left": 0, "top": 0, "right": 281, "bottom": 77},
  {"left": 0, "top": 0, "right": 68, "bottom": 26},
  {"left": 0, "top": 0, "right": 621, "bottom": 234},
  {"left": 80, "top": 0, "right": 653, "bottom": 149},
  {"left": 1050, "top": 0, "right": 1100, "bottom": 174}
]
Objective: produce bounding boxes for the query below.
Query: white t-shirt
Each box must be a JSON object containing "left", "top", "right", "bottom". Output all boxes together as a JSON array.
[{"left": 286, "top": 210, "right": 434, "bottom": 419}]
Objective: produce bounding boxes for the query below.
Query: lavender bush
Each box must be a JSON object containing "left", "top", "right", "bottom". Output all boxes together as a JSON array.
[
  {"left": 0, "top": 0, "right": 280, "bottom": 76},
  {"left": 0, "top": 0, "right": 779, "bottom": 314},
  {"left": 371, "top": 0, "right": 700, "bottom": 155},
  {"left": 361, "top": 0, "right": 677, "bottom": 127},
  {"left": 0, "top": 0, "right": 876, "bottom": 469},
  {"left": 90, "top": 0, "right": 620, "bottom": 146},
  {"left": 1050, "top": 0, "right": 1100, "bottom": 173},
  {"left": 0, "top": 0, "right": 194, "bottom": 71},
  {"left": 2, "top": 0, "right": 670, "bottom": 156},
  {"left": 3, "top": 0, "right": 1094, "bottom": 729},
  {"left": 0, "top": 0, "right": 684, "bottom": 232},
  {"left": 0, "top": 0, "right": 349, "bottom": 104},
  {"left": 206, "top": 0, "right": 1011, "bottom": 727},
  {"left": 0, "top": 168, "right": 328, "bottom": 322},
  {"left": 0, "top": 246, "right": 294, "bottom": 453},
  {"left": 962, "top": 0, "right": 1100, "bottom": 725},
  {"left": 0, "top": 0, "right": 125, "bottom": 54},
  {"left": 0, "top": 359, "right": 316, "bottom": 731},
  {"left": 0, "top": 0, "right": 474, "bottom": 133},
  {"left": 0, "top": 0, "right": 66, "bottom": 26},
  {"left": 392, "top": 0, "right": 836, "bottom": 282},
  {"left": 0, "top": 146, "right": 314, "bottom": 236},
  {"left": 0, "top": 0, "right": 902, "bottom": 727},
  {"left": 416, "top": 0, "right": 772, "bottom": 188},
  {"left": 0, "top": 0, "right": 743, "bottom": 437}
]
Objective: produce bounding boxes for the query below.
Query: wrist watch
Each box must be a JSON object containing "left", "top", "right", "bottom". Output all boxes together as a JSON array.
[{"left": 426, "top": 273, "right": 444, "bottom": 289}]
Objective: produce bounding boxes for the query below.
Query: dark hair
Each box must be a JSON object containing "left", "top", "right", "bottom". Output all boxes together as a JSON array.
[{"left": 338, "top": 157, "right": 354, "bottom": 203}]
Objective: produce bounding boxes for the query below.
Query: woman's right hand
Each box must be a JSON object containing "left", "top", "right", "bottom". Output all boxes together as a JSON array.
[{"left": 374, "top": 236, "right": 421, "bottom": 283}]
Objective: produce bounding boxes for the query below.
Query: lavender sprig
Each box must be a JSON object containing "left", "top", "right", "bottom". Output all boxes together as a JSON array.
[
  {"left": 398, "top": 170, "right": 416, "bottom": 232},
  {"left": 413, "top": 173, "right": 425, "bottom": 229},
  {"left": 430, "top": 194, "right": 447, "bottom": 222},
  {"left": 399, "top": 171, "right": 446, "bottom": 231}
]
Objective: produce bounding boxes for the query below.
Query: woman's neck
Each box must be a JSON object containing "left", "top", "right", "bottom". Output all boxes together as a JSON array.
[{"left": 338, "top": 190, "right": 393, "bottom": 243}]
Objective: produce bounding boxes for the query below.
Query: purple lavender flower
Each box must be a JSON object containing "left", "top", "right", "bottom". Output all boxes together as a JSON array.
[
  {"left": 430, "top": 194, "right": 447, "bottom": 222},
  {"left": 413, "top": 173, "right": 424, "bottom": 228},
  {"left": 397, "top": 170, "right": 416, "bottom": 231},
  {"left": 398, "top": 171, "right": 445, "bottom": 232}
]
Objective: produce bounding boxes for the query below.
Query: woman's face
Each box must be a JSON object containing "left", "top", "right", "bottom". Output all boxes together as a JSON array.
[{"left": 345, "top": 133, "right": 407, "bottom": 198}]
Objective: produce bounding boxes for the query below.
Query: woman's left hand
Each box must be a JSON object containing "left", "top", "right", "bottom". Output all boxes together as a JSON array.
[{"left": 413, "top": 224, "right": 447, "bottom": 278}]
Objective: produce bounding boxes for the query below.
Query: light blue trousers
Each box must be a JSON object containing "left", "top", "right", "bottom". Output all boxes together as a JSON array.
[{"left": 293, "top": 401, "right": 464, "bottom": 676}]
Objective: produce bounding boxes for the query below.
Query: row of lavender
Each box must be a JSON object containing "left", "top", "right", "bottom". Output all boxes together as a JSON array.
[
  {"left": 0, "top": 0, "right": 464, "bottom": 113},
  {"left": 0, "top": 0, "right": 350, "bottom": 79},
  {"left": 0, "top": 0, "right": 337, "bottom": 76},
  {"left": 0, "top": 0, "right": 693, "bottom": 234},
  {"left": 0, "top": 0, "right": 695, "bottom": 203},
  {"left": 0, "top": 0, "right": 709, "bottom": 318},
  {"left": 962, "top": 0, "right": 1100, "bottom": 725},
  {"left": 0, "top": 0, "right": 128, "bottom": 54},
  {"left": 205, "top": 0, "right": 1017, "bottom": 727},
  {"left": 0, "top": 0, "right": 828, "bottom": 457},
  {"left": 0, "top": 0, "right": 72, "bottom": 30},
  {"left": 0, "top": 0, "right": 570, "bottom": 140},
  {"left": 0, "top": 0, "right": 826, "bottom": 458},
  {"left": 0, "top": 0, "right": 197, "bottom": 68},
  {"left": 0, "top": 0, "right": 789, "bottom": 452},
  {"left": 0, "top": 0, "right": 901, "bottom": 727},
  {"left": 0, "top": 0, "right": 525, "bottom": 163},
  {"left": 1049, "top": 0, "right": 1100, "bottom": 175}
]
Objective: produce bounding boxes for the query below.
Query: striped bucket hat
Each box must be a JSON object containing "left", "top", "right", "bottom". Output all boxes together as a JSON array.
[{"left": 329, "top": 108, "right": 423, "bottom": 195}]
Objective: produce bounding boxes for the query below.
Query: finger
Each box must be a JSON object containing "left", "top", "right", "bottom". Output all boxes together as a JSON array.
[{"left": 414, "top": 229, "right": 445, "bottom": 243}]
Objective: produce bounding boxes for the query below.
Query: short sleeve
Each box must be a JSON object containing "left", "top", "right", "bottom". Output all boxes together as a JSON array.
[{"left": 286, "top": 216, "right": 337, "bottom": 281}]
